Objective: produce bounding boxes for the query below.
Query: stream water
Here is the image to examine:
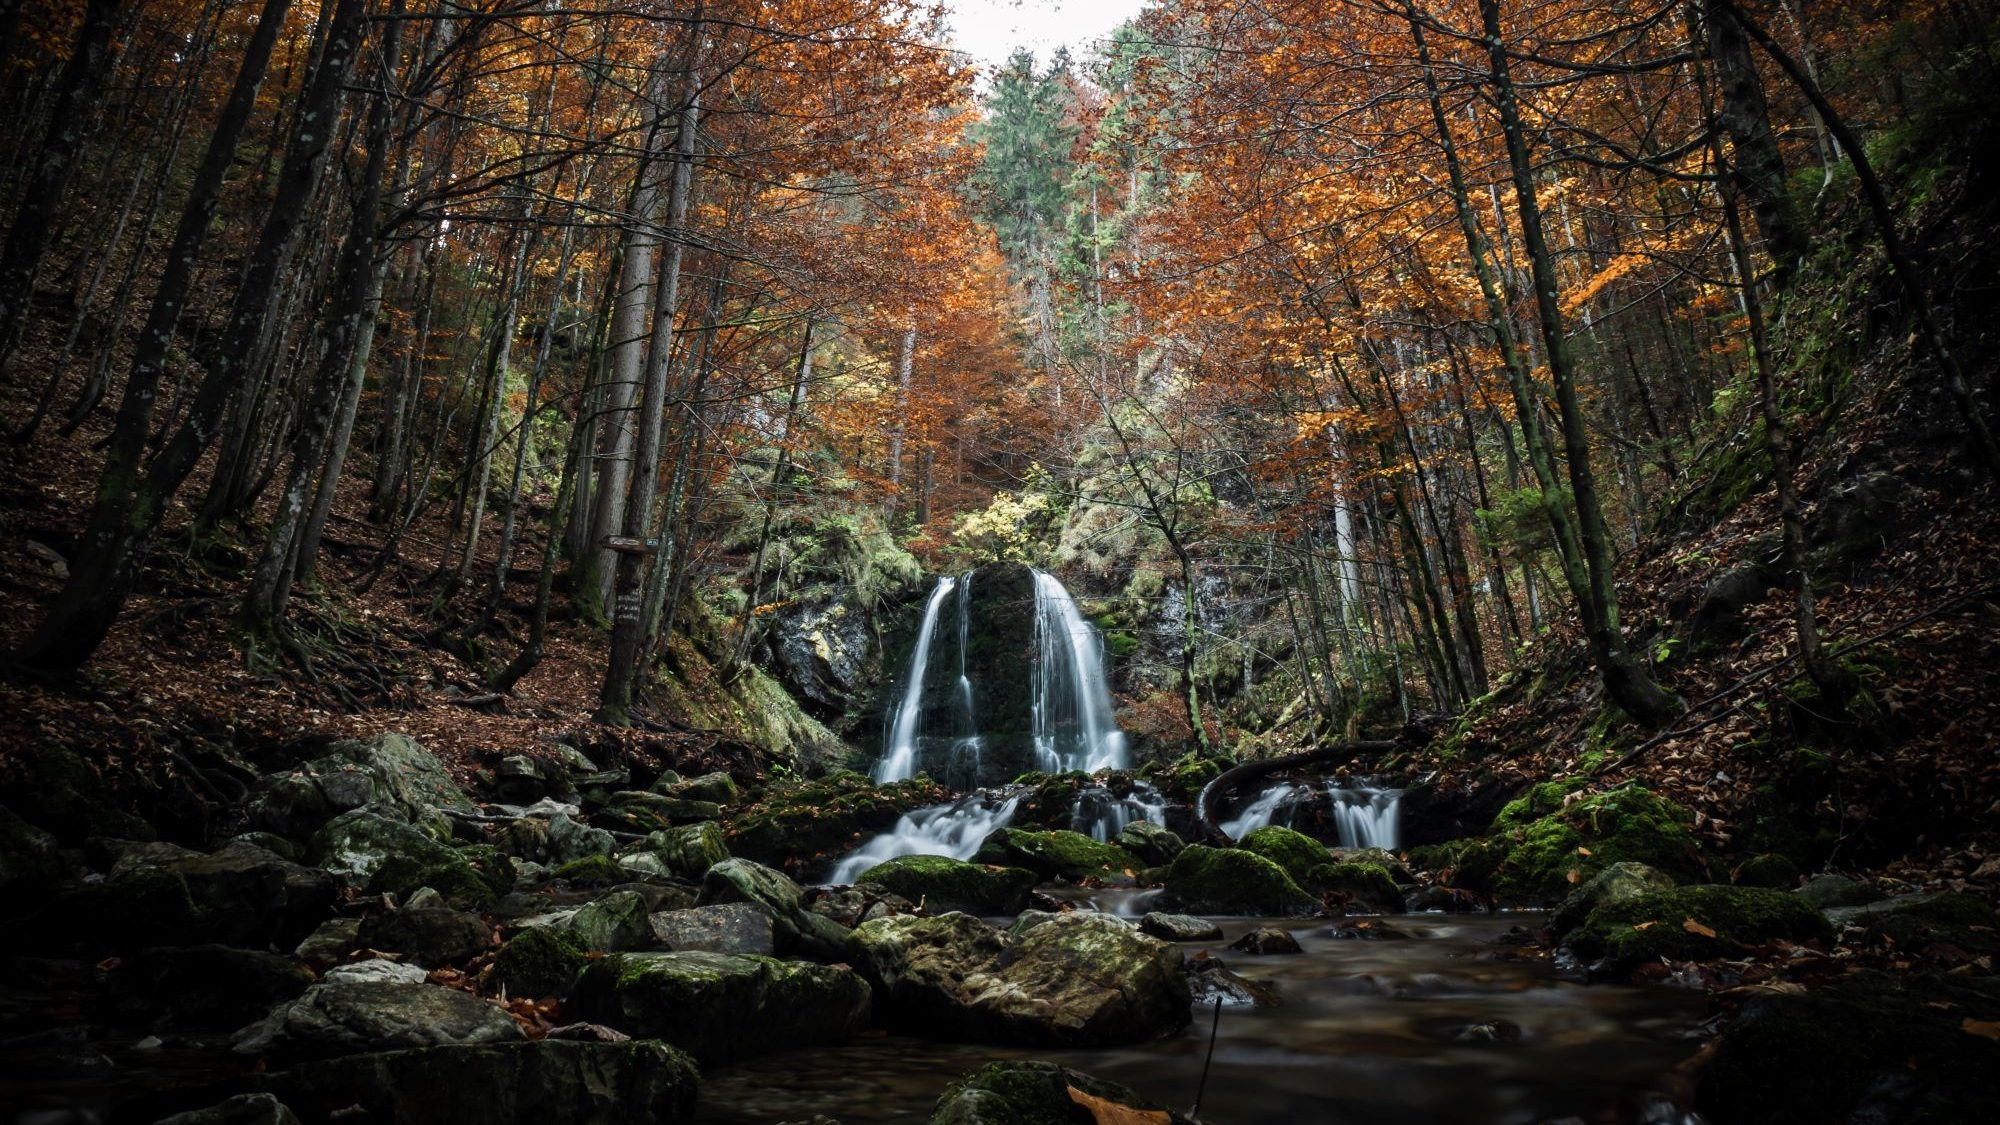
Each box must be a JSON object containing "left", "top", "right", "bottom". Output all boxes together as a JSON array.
[{"left": 693, "top": 913, "right": 1707, "bottom": 1125}]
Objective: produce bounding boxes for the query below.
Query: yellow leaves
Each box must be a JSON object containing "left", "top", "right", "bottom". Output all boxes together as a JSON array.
[
  {"left": 1961, "top": 1019, "right": 2000, "bottom": 1041},
  {"left": 1562, "top": 252, "right": 1646, "bottom": 314},
  {"left": 1683, "top": 918, "right": 1719, "bottom": 939},
  {"left": 1065, "top": 1086, "right": 1171, "bottom": 1125}
]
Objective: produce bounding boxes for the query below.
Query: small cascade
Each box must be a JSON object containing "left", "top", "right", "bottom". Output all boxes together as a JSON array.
[
  {"left": 829, "top": 793, "right": 1020, "bottom": 884},
  {"left": 1328, "top": 785, "right": 1402, "bottom": 850},
  {"left": 945, "top": 573, "right": 981, "bottom": 785},
  {"left": 1218, "top": 781, "right": 1313, "bottom": 839},
  {"left": 874, "top": 577, "right": 957, "bottom": 784},
  {"left": 1029, "top": 569, "right": 1127, "bottom": 774},
  {"left": 1070, "top": 781, "right": 1168, "bottom": 842}
]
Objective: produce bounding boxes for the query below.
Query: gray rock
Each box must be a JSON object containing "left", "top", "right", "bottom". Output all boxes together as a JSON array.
[
  {"left": 1228, "top": 926, "right": 1302, "bottom": 955},
  {"left": 231, "top": 980, "right": 521, "bottom": 1062},
  {"left": 618, "top": 822, "right": 727, "bottom": 881},
  {"left": 649, "top": 903, "right": 775, "bottom": 955},
  {"left": 547, "top": 813, "right": 616, "bottom": 865},
  {"left": 1140, "top": 912, "right": 1223, "bottom": 942},
  {"left": 153, "top": 1093, "right": 302, "bottom": 1125},
  {"left": 243, "top": 1040, "right": 697, "bottom": 1125},
  {"left": 324, "top": 959, "right": 429, "bottom": 985},
  {"left": 356, "top": 907, "right": 490, "bottom": 967},
  {"left": 247, "top": 733, "right": 471, "bottom": 838},
  {"left": 294, "top": 917, "right": 360, "bottom": 965},
  {"left": 768, "top": 597, "right": 871, "bottom": 712},
  {"left": 697, "top": 857, "right": 851, "bottom": 959},
  {"left": 655, "top": 772, "right": 740, "bottom": 805},
  {"left": 572, "top": 951, "right": 871, "bottom": 1064},
  {"left": 1186, "top": 954, "right": 1280, "bottom": 1007},
  {"left": 1114, "top": 821, "right": 1185, "bottom": 867},
  {"left": 807, "top": 883, "right": 915, "bottom": 928},
  {"left": 1796, "top": 873, "right": 1880, "bottom": 910},
  {"left": 566, "top": 890, "right": 655, "bottom": 952}
]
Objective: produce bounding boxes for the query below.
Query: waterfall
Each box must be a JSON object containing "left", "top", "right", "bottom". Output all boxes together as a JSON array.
[
  {"left": 1328, "top": 785, "right": 1401, "bottom": 850},
  {"left": 829, "top": 793, "right": 1020, "bottom": 884},
  {"left": 1030, "top": 569, "right": 1128, "bottom": 774},
  {"left": 1219, "top": 781, "right": 1310, "bottom": 839},
  {"left": 874, "top": 577, "right": 956, "bottom": 784},
  {"left": 945, "top": 573, "right": 981, "bottom": 785},
  {"left": 1070, "top": 781, "right": 1168, "bottom": 842}
]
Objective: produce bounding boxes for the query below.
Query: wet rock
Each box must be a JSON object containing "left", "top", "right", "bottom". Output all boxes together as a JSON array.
[
  {"left": 153, "top": 1092, "right": 302, "bottom": 1125},
  {"left": 1324, "top": 918, "right": 1410, "bottom": 940},
  {"left": 243, "top": 1039, "right": 698, "bottom": 1125},
  {"left": 1561, "top": 884, "right": 1835, "bottom": 975},
  {"left": 807, "top": 883, "right": 916, "bottom": 928},
  {"left": 1229, "top": 926, "right": 1302, "bottom": 955},
  {"left": 491, "top": 927, "right": 588, "bottom": 997},
  {"left": 1158, "top": 845, "right": 1316, "bottom": 916},
  {"left": 1551, "top": 861, "right": 1676, "bottom": 936},
  {"left": 648, "top": 903, "right": 776, "bottom": 955},
  {"left": 1139, "top": 912, "right": 1222, "bottom": 942},
  {"left": 847, "top": 911, "right": 1191, "bottom": 1047},
  {"left": 356, "top": 907, "right": 490, "bottom": 968},
  {"left": 247, "top": 733, "right": 471, "bottom": 839},
  {"left": 725, "top": 774, "right": 947, "bottom": 875},
  {"left": 1307, "top": 861, "right": 1405, "bottom": 913},
  {"left": 854, "top": 855, "right": 1036, "bottom": 915},
  {"left": 1402, "top": 884, "right": 1486, "bottom": 913},
  {"left": 1114, "top": 821, "right": 1185, "bottom": 867},
  {"left": 564, "top": 890, "right": 655, "bottom": 953},
  {"left": 1329, "top": 846, "right": 1415, "bottom": 882},
  {"left": 1237, "top": 825, "right": 1329, "bottom": 885},
  {"left": 1445, "top": 1019, "right": 1523, "bottom": 1044},
  {"left": 617, "top": 822, "right": 727, "bottom": 882},
  {"left": 324, "top": 959, "right": 429, "bottom": 985},
  {"left": 931, "top": 1060, "right": 1196, "bottom": 1125},
  {"left": 112, "top": 946, "right": 312, "bottom": 1030},
  {"left": 973, "top": 829, "right": 1139, "bottom": 882},
  {"left": 232, "top": 980, "right": 521, "bottom": 1062},
  {"left": 696, "top": 857, "right": 851, "bottom": 959},
  {"left": 1696, "top": 970, "right": 2000, "bottom": 1125},
  {"left": 1794, "top": 873, "right": 1877, "bottom": 910},
  {"left": 572, "top": 951, "right": 870, "bottom": 1064},
  {"left": 1185, "top": 950, "right": 1280, "bottom": 1006}
]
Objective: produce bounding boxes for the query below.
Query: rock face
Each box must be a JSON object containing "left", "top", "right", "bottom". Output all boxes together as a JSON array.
[
  {"left": 768, "top": 597, "right": 873, "bottom": 715},
  {"left": 696, "top": 857, "right": 851, "bottom": 959},
  {"left": 1158, "top": 846, "right": 1316, "bottom": 916},
  {"left": 232, "top": 981, "right": 522, "bottom": 1062},
  {"left": 855, "top": 855, "right": 1036, "bottom": 915},
  {"left": 243, "top": 1040, "right": 699, "bottom": 1125},
  {"left": 1561, "top": 885, "right": 1835, "bottom": 974},
  {"left": 847, "top": 911, "right": 1191, "bottom": 1047},
  {"left": 571, "top": 951, "right": 871, "bottom": 1064},
  {"left": 931, "top": 1060, "right": 1197, "bottom": 1125}
]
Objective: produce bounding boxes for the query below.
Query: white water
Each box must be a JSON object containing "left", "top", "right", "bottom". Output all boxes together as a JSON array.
[
  {"left": 828, "top": 793, "right": 1020, "bottom": 884},
  {"left": 1029, "top": 569, "right": 1128, "bottom": 774},
  {"left": 874, "top": 577, "right": 956, "bottom": 784},
  {"left": 1071, "top": 781, "right": 1168, "bottom": 842},
  {"left": 1219, "top": 781, "right": 1312, "bottom": 839},
  {"left": 1329, "top": 784, "right": 1401, "bottom": 850}
]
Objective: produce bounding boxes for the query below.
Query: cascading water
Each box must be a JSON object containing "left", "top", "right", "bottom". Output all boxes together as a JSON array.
[
  {"left": 829, "top": 793, "right": 1019, "bottom": 884},
  {"left": 1070, "top": 781, "right": 1168, "bottom": 842},
  {"left": 1328, "top": 784, "right": 1401, "bottom": 850},
  {"left": 1219, "top": 781, "right": 1312, "bottom": 839},
  {"left": 873, "top": 577, "right": 956, "bottom": 784},
  {"left": 1029, "top": 569, "right": 1127, "bottom": 774}
]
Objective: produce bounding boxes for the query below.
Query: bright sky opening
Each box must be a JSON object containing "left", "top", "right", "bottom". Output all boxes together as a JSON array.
[{"left": 943, "top": 0, "right": 1150, "bottom": 70}]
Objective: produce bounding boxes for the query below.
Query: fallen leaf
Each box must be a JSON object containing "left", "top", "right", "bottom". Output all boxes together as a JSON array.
[
  {"left": 1634, "top": 921, "right": 1658, "bottom": 931},
  {"left": 1684, "top": 918, "right": 1719, "bottom": 939},
  {"left": 1963, "top": 1018, "right": 2000, "bottom": 1040},
  {"left": 1066, "top": 1085, "right": 1171, "bottom": 1125},
  {"left": 1576, "top": 846, "right": 1593, "bottom": 856}
]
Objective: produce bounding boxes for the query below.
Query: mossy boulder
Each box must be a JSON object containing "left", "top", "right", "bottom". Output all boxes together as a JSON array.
[
  {"left": 1113, "top": 821, "right": 1184, "bottom": 867},
  {"left": 1491, "top": 785, "right": 1707, "bottom": 902},
  {"left": 618, "top": 823, "right": 728, "bottom": 882},
  {"left": 697, "top": 857, "right": 851, "bottom": 959},
  {"left": 856, "top": 855, "right": 1036, "bottom": 915},
  {"left": 1408, "top": 836, "right": 1512, "bottom": 895},
  {"left": 1307, "top": 861, "right": 1404, "bottom": 912},
  {"left": 654, "top": 772, "right": 740, "bottom": 805},
  {"left": 1732, "top": 853, "right": 1802, "bottom": 889},
  {"left": 974, "top": 829, "right": 1139, "bottom": 882},
  {"left": 492, "top": 926, "right": 589, "bottom": 997},
  {"left": 848, "top": 911, "right": 1190, "bottom": 1047},
  {"left": 1492, "top": 778, "right": 1588, "bottom": 830},
  {"left": 1551, "top": 861, "right": 1676, "bottom": 936},
  {"left": 551, "top": 854, "right": 625, "bottom": 887},
  {"left": 1563, "top": 885, "right": 1835, "bottom": 973},
  {"left": 312, "top": 809, "right": 501, "bottom": 907},
  {"left": 1158, "top": 845, "right": 1316, "bottom": 916},
  {"left": 725, "top": 773, "right": 948, "bottom": 874},
  {"left": 1138, "top": 753, "right": 1227, "bottom": 804},
  {"left": 571, "top": 951, "right": 870, "bottom": 1064},
  {"left": 1238, "top": 826, "right": 1330, "bottom": 885},
  {"left": 1696, "top": 971, "right": 2000, "bottom": 1125},
  {"left": 594, "top": 792, "right": 722, "bottom": 835},
  {"left": 932, "top": 1060, "right": 1196, "bottom": 1125},
  {"left": 231, "top": 980, "right": 523, "bottom": 1062},
  {"left": 247, "top": 733, "right": 472, "bottom": 840},
  {"left": 1795, "top": 873, "right": 1877, "bottom": 910},
  {"left": 1853, "top": 892, "right": 2000, "bottom": 960},
  {"left": 564, "top": 890, "right": 655, "bottom": 952}
]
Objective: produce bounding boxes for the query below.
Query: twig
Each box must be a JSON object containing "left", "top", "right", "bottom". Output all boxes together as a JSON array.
[{"left": 1188, "top": 996, "right": 1223, "bottom": 1120}]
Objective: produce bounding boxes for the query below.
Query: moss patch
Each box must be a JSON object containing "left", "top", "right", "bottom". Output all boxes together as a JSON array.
[
  {"left": 1237, "top": 826, "right": 1329, "bottom": 885},
  {"left": 975, "top": 830, "right": 1139, "bottom": 882},
  {"left": 856, "top": 855, "right": 1036, "bottom": 915},
  {"left": 492, "top": 926, "right": 589, "bottom": 997},
  {"left": 1160, "top": 845, "right": 1315, "bottom": 916},
  {"left": 1565, "top": 884, "right": 1834, "bottom": 969}
]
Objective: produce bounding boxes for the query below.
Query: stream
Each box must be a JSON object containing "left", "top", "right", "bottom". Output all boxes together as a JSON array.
[{"left": 693, "top": 912, "right": 1706, "bottom": 1125}]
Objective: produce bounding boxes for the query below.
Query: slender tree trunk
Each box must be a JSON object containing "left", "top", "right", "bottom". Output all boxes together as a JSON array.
[{"left": 882, "top": 322, "right": 916, "bottom": 522}]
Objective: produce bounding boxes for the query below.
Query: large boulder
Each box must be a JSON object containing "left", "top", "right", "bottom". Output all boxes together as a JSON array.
[
  {"left": 1114, "top": 821, "right": 1185, "bottom": 867},
  {"left": 491, "top": 927, "right": 589, "bottom": 998},
  {"left": 1305, "top": 861, "right": 1404, "bottom": 913},
  {"left": 1561, "top": 885, "right": 1835, "bottom": 975},
  {"left": 931, "top": 1060, "right": 1197, "bottom": 1125},
  {"left": 357, "top": 907, "right": 491, "bottom": 968},
  {"left": 1236, "top": 826, "right": 1329, "bottom": 885},
  {"left": 309, "top": 810, "right": 504, "bottom": 908},
  {"left": 1697, "top": 971, "right": 2000, "bottom": 1125},
  {"left": 564, "top": 890, "right": 655, "bottom": 953},
  {"left": 247, "top": 733, "right": 471, "bottom": 839},
  {"left": 848, "top": 911, "right": 1191, "bottom": 1047},
  {"left": 231, "top": 980, "right": 522, "bottom": 1062},
  {"left": 725, "top": 773, "right": 948, "bottom": 875},
  {"left": 696, "top": 857, "right": 850, "bottom": 959},
  {"left": 1158, "top": 845, "right": 1316, "bottom": 916},
  {"left": 648, "top": 903, "right": 776, "bottom": 955},
  {"left": 1551, "top": 861, "right": 1676, "bottom": 936},
  {"left": 241, "top": 1039, "right": 698, "bottom": 1125},
  {"left": 855, "top": 855, "right": 1036, "bottom": 915},
  {"left": 618, "top": 823, "right": 727, "bottom": 881},
  {"left": 973, "top": 830, "right": 1139, "bottom": 883},
  {"left": 571, "top": 951, "right": 870, "bottom": 1064},
  {"left": 141, "top": 840, "right": 336, "bottom": 949}
]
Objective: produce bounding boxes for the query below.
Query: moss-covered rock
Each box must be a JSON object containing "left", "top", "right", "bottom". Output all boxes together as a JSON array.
[
  {"left": 1237, "top": 826, "right": 1330, "bottom": 885},
  {"left": 1732, "top": 853, "right": 1802, "bottom": 889},
  {"left": 1307, "top": 861, "right": 1403, "bottom": 912},
  {"left": 1137, "top": 753, "right": 1228, "bottom": 804},
  {"left": 931, "top": 1060, "right": 1196, "bottom": 1125},
  {"left": 726, "top": 773, "right": 948, "bottom": 875},
  {"left": 1408, "top": 836, "right": 1512, "bottom": 895},
  {"left": 1114, "top": 821, "right": 1184, "bottom": 867},
  {"left": 1491, "top": 785, "right": 1707, "bottom": 902},
  {"left": 654, "top": 772, "right": 740, "bottom": 805},
  {"left": 572, "top": 951, "right": 870, "bottom": 1064},
  {"left": 492, "top": 926, "right": 589, "bottom": 997},
  {"left": 973, "top": 829, "right": 1139, "bottom": 882},
  {"left": 551, "top": 854, "right": 625, "bottom": 887},
  {"left": 1158, "top": 845, "right": 1315, "bottom": 916},
  {"left": 619, "top": 823, "right": 728, "bottom": 882},
  {"left": 1696, "top": 971, "right": 2000, "bottom": 1125},
  {"left": 1551, "top": 861, "right": 1676, "bottom": 936},
  {"left": 856, "top": 855, "right": 1036, "bottom": 915},
  {"left": 1492, "top": 778, "right": 1588, "bottom": 830},
  {"left": 697, "top": 857, "right": 851, "bottom": 959},
  {"left": 1563, "top": 885, "right": 1835, "bottom": 972},
  {"left": 848, "top": 911, "right": 1190, "bottom": 1047},
  {"left": 1853, "top": 892, "right": 2000, "bottom": 959}
]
